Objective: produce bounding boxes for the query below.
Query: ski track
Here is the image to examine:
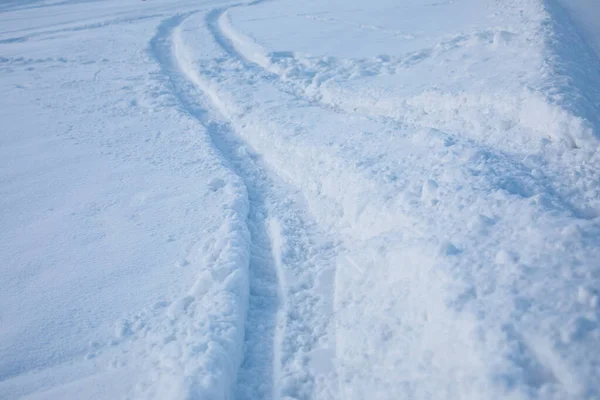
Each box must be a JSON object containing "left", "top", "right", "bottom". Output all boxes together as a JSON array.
[{"left": 150, "top": 9, "right": 338, "bottom": 399}]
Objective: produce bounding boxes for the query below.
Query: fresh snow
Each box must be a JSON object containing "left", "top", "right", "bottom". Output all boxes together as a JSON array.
[{"left": 1, "top": 0, "right": 599, "bottom": 399}]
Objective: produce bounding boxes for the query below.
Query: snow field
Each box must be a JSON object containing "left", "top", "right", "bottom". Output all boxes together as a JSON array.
[{"left": 1, "top": 0, "right": 600, "bottom": 398}]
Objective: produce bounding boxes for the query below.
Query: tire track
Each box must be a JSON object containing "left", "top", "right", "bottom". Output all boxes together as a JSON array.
[
  {"left": 150, "top": 11, "right": 338, "bottom": 399},
  {"left": 150, "top": 12, "right": 280, "bottom": 399}
]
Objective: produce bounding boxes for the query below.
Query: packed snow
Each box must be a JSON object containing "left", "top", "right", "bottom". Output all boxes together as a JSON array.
[{"left": 1, "top": 0, "right": 599, "bottom": 399}]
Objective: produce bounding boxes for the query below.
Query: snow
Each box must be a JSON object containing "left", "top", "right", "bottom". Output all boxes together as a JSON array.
[
  {"left": 554, "top": 0, "right": 600, "bottom": 58},
  {"left": 1, "top": 0, "right": 599, "bottom": 399}
]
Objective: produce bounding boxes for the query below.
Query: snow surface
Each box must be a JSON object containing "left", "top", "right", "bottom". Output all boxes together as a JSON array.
[{"left": 1, "top": 0, "right": 600, "bottom": 399}]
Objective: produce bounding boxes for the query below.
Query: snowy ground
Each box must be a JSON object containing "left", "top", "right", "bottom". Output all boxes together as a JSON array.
[{"left": 1, "top": 0, "right": 600, "bottom": 399}]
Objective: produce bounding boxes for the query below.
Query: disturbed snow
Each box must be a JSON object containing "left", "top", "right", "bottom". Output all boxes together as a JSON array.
[{"left": 1, "top": 0, "right": 600, "bottom": 399}]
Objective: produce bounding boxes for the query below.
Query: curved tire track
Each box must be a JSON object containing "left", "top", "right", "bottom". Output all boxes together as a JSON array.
[{"left": 150, "top": 10, "right": 339, "bottom": 400}]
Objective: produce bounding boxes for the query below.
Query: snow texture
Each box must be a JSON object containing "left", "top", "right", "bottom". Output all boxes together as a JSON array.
[{"left": 1, "top": 0, "right": 599, "bottom": 399}]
